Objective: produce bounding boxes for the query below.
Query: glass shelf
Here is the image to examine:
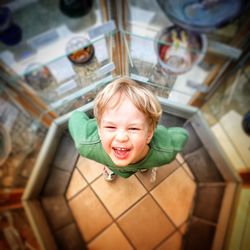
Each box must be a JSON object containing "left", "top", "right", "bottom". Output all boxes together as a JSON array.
[
  {"left": 0, "top": 0, "right": 122, "bottom": 114},
  {"left": 0, "top": 0, "right": 103, "bottom": 55},
  {"left": 121, "top": 30, "right": 210, "bottom": 105},
  {"left": 118, "top": 0, "right": 208, "bottom": 104},
  {"left": 1, "top": 29, "right": 119, "bottom": 113},
  {"left": 120, "top": 0, "right": 245, "bottom": 106}
]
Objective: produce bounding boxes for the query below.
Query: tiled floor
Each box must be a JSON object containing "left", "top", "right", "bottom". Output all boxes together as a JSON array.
[{"left": 66, "top": 155, "right": 196, "bottom": 249}]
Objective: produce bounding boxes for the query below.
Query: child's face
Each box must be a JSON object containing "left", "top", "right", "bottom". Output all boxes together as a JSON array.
[{"left": 98, "top": 94, "right": 154, "bottom": 167}]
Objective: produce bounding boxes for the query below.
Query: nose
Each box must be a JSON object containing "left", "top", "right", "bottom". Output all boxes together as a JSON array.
[{"left": 115, "top": 129, "right": 129, "bottom": 142}]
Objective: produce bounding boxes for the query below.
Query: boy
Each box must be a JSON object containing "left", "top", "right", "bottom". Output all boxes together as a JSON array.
[{"left": 68, "top": 77, "right": 188, "bottom": 181}]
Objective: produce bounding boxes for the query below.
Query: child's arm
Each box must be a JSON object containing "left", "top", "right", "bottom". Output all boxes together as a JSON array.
[
  {"left": 168, "top": 127, "right": 189, "bottom": 152},
  {"left": 68, "top": 111, "right": 89, "bottom": 143},
  {"left": 68, "top": 111, "right": 102, "bottom": 161},
  {"left": 68, "top": 111, "right": 98, "bottom": 149}
]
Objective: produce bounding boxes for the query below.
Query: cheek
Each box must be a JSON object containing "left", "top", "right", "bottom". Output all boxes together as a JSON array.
[
  {"left": 98, "top": 129, "right": 112, "bottom": 149},
  {"left": 132, "top": 134, "right": 149, "bottom": 148}
]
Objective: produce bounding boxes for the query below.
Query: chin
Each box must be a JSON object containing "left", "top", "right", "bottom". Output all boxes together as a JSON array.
[{"left": 112, "top": 158, "right": 130, "bottom": 167}]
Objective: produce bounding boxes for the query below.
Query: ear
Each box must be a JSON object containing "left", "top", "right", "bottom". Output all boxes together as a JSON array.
[
  {"left": 146, "top": 127, "right": 154, "bottom": 144},
  {"left": 97, "top": 125, "right": 101, "bottom": 138}
]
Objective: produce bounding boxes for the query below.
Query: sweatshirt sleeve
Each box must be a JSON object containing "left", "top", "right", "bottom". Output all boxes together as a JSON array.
[
  {"left": 68, "top": 111, "right": 91, "bottom": 148},
  {"left": 168, "top": 127, "right": 189, "bottom": 152}
]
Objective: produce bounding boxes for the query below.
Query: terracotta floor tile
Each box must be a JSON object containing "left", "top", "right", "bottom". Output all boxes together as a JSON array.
[
  {"left": 118, "top": 195, "right": 175, "bottom": 250},
  {"left": 156, "top": 231, "right": 183, "bottom": 250},
  {"left": 151, "top": 168, "right": 196, "bottom": 227},
  {"left": 66, "top": 168, "right": 87, "bottom": 200},
  {"left": 136, "top": 160, "right": 180, "bottom": 191},
  {"left": 77, "top": 157, "right": 104, "bottom": 183},
  {"left": 88, "top": 223, "right": 133, "bottom": 250},
  {"left": 69, "top": 187, "right": 112, "bottom": 242},
  {"left": 91, "top": 175, "right": 147, "bottom": 218}
]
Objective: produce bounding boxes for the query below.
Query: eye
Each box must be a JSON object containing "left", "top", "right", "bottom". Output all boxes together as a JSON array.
[
  {"left": 129, "top": 127, "right": 140, "bottom": 131},
  {"left": 105, "top": 126, "right": 116, "bottom": 130}
]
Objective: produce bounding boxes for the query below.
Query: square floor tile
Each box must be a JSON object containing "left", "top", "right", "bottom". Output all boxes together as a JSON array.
[
  {"left": 184, "top": 147, "right": 223, "bottom": 182},
  {"left": 193, "top": 185, "right": 224, "bottom": 222},
  {"left": 151, "top": 168, "right": 196, "bottom": 227},
  {"left": 136, "top": 160, "right": 179, "bottom": 191},
  {"left": 88, "top": 223, "right": 133, "bottom": 250},
  {"left": 53, "top": 133, "right": 78, "bottom": 172},
  {"left": 182, "top": 122, "right": 203, "bottom": 155},
  {"left": 69, "top": 187, "right": 112, "bottom": 242},
  {"left": 184, "top": 217, "right": 215, "bottom": 250},
  {"left": 42, "top": 169, "right": 71, "bottom": 196},
  {"left": 66, "top": 168, "right": 87, "bottom": 200},
  {"left": 91, "top": 175, "right": 147, "bottom": 218},
  {"left": 55, "top": 223, "right": 87, "bottom": 250},
  {"left": 41, "top": 196, "right": 74, "bottom": 231},
  {"left": 77, "top": 157, "right": 104, "bottom": 183},
  {"left": 118, "top": 195, "right": 175, "bottom": 250},
  {"left": 156, "top": 231, "right": 182, "bottom": 250}
]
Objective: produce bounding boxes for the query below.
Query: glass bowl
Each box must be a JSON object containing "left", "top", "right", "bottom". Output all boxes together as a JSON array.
[
  {"left": 66, "top": 36, "right": 94, "bottom": 65},
  {"left": 24, "top": 63, "right": 53, "bottom": 91},
  {"left": 155, "top": 25, "right": 207, "bottom": 74}
]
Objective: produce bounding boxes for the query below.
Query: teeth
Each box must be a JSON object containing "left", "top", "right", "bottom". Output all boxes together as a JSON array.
[{"left": 116, "top": 147, "right": 127, "bottom": 151}]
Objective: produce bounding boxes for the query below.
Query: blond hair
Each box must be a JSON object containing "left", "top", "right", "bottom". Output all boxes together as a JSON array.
[{"left": 93, "top": 77, "right": 162, "bottom": 129}]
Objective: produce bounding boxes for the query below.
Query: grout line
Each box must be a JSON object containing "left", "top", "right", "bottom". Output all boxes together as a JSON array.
[
  {"left": 135, "top": 162, "right": 181, "bottom": 192},
  {"left": 148, "top": 191, "right": 179, "bottom": 231},
  {"left": 49, "top": 195, "right": 84, "bottom": 240},
  {"left": 113, "top": 221, "right": 136, "bottom": 250},
  {"left": 65, "top": 167, "right": 90, "bottom": 202},
  {"left": 67, "top": 170, "right": 115, "bottom": 244},
  {"left": 53, "top": 165, "right": 74, "bottom": 173},
  {"left": 86, "top": 221, "right": 113, "bottom": 244},
  {"left": 191, "top": 216, "right": 218, "bottom": 226},
  {"left": 67, "top": 164, "right": 196, "bottom": 248},
  {"left": 87, "top": 182, "right": 117, "bottom": 226},
  {"left": 178, "top": 220, "right": 190, "bottom": 235},
  {"left": 86, "top": 177, "right": 145, "bottom": 248},
  {"left": 148, "top": 165, "right": 197, "bottom": 231},
  {"left": 197, "top": 182, "right": 227, "bottom": 187},
  {"left": 76, "top": 164, "right": 102, "bottom": 185},
  {"left": 63, "top": 166, "right": 76, "bottom": 197},
  {"left": 87, "top": 175, "right": 148, "bottom": 247},
  {"left": 153, "top": 228, "right": 180, "bottom": 250},
  {"left": 114, "top": 193, "right": 148, "bottom": 221}
]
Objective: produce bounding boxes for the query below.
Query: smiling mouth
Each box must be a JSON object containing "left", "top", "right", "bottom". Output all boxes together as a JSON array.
[{"left": 113, "top": 147, "right": 130, "bottom": 159}]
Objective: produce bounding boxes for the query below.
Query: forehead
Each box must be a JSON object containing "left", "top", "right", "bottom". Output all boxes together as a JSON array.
[
  {"left": 101, "top": 94, "right": 147, "bottom": 123},
  {"left": 106, "top": 92, "right": 128, "bottom": 108}
]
